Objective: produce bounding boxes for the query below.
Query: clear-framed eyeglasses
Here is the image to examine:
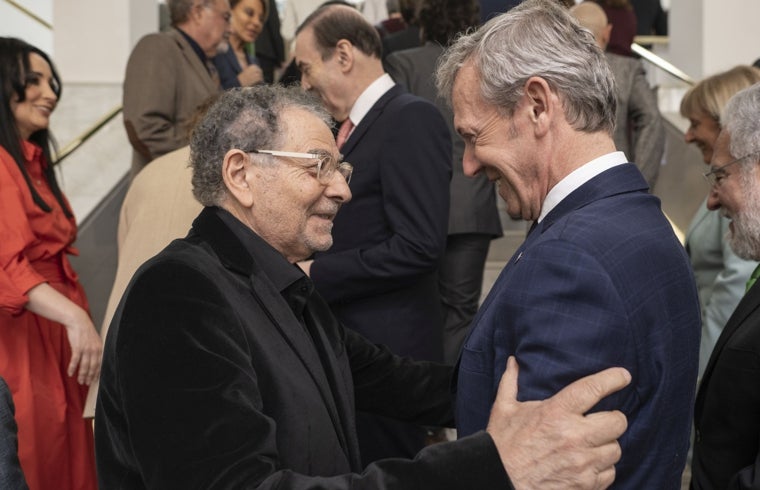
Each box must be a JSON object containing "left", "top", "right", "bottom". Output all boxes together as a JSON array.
[
  {"left": 703, "top": 151, "right": 760, "bottom": 188},
  {"left": 249, "top": 149, "right": 353, "bottom": 185}
]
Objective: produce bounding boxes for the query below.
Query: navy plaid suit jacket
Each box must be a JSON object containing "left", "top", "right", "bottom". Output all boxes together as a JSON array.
[{"left": 455, "top": 163, "right": 700, "bottom": 489}]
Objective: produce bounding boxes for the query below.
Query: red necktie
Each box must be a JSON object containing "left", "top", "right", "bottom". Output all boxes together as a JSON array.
[{"left": 336, "top": 118, "right": 354, "bottom": 150}]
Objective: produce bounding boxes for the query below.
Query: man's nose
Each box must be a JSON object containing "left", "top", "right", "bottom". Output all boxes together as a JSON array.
[{"left": 706, "top": 186, "right": 721, "bottom": 210}]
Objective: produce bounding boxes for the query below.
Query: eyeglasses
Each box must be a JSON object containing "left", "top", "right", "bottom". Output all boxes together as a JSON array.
[
  {"left": 703, "top": 151, "right": 760, "bottom": 187},
  {"left": 249, "top": 149, "right": 353, "bottom": 184}
]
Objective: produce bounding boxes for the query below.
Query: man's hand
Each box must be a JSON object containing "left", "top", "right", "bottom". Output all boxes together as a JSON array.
[{"left": 487, "top": 357, "right": 630, "bottom": 490}]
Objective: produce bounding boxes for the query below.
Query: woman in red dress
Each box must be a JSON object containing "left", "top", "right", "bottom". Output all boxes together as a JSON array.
[{"left": 0, "top": 37, "right": 101, "bottom": 490}]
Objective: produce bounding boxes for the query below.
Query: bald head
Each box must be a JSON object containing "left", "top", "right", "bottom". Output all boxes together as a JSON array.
[{"left": 570, "top": 1, "right": 610, "bottom": 49}]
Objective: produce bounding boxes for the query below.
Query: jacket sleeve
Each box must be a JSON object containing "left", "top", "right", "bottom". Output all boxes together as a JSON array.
[
  {"left": 729, "top": 443, "right": 760, "bottom": 489},
  {"left": 628, "top": 60, "right": 665, "bottom": 188},
  {"left": 122, "top": 35, "right": 188, "bottom": 163},
  {"left": 0, "top": 377, "right": 28, "bottom": 490},
  {"left": 100, "top": 259, "right": 511, "bottom": 490},
  {"left": 700, "top": 215, "right": 759, "bottom": 376},
  {"left": 0, "top": 158, "right": 46, "bottom": 314},
  {"left": 310, "top": 100, "right": 451, "bottom": 303}
]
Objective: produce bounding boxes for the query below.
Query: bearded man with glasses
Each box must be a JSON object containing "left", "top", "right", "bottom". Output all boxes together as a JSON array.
[{"left": 691, "top": 82, "right": 760, "bottom": 490}]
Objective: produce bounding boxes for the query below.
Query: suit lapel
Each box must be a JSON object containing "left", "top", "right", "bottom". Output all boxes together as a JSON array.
[
  {"left": 339, "top": 85, "right": 403, "bottom": 156},
  {"left": 462, "top": 165, "right": 647, "bottom": 349},
  {"left": 168, "top": 28, "right": 220, "bottom": 93},
  {"left": 541, "top": 163, "right": 649, "bottom": 232},
  {"left": 192, "top": 208, "right": 353, "bottom": 461},
  {"left": 695, "top": 281, "right": 760, "bottom": 419}
]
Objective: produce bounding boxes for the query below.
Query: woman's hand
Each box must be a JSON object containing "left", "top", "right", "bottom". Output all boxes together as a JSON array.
[
  {"left": 62, "top": 310, "right": 102, "bottom": 385},
  {"left": 25, "top": 283, "right": 103, "bottom": 385},
  {"left": 237, "top": 64, "right": 264, "bottom": 86}
]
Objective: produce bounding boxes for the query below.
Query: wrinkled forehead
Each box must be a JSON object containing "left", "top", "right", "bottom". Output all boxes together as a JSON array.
[{"left": 279, "top": 107, "right": 336, "bottom": 151}]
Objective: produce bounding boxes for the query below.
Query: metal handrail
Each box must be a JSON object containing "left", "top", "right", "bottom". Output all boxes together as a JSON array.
[
  {"left": 631, "top": 42, "right": 695, "bottom": 87},
  {"left": 3, "top": 0, "right": 52, "bottom": 29},
  {"left": 633, "top": 35, "right": 669, "bottom": 46},
  {"left": 54, "top": 105, "right": 123, "bottom": 165}
]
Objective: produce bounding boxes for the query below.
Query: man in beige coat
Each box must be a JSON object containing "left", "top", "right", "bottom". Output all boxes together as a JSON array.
[
  {"left": 83, "top": 146, "right": 202, "bottom": 416},
  {"left": 122, "top": 0, "right": 230, "bottom": 175}
]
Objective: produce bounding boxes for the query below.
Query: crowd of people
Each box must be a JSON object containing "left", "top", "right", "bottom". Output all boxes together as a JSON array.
[{"left": 4, "top": 0, "right": 760, "bottom": 488}]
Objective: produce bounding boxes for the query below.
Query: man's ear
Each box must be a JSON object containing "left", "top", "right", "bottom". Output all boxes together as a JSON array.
[
  {"left": 222, "top": 149, "right": 255, "bottom": 208},
  {"left": 335, "top": 39, "right": 354, "bottom": 73},
  {"left": 523, "top": 76, "right": 554, "bottom": 137}
]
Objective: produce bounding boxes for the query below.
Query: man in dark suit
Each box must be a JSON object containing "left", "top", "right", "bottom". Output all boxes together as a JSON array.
[
  {"left": 571, "top": 1, "right": 665, "bottom": 188},
  {"left": 293, "top": 5, "right": 451, "bottom": 463},
  {"left": 436, "top": 0, "right": 700, "bottom": 488},
  {"left": 691, "top": 82, "right": 760, "bottom": 490},
  {"left": 95, "top": 84, "right": 632, "bottom": 489},
  {"left": 384, "top": 0, "right": 503, "bottom": 365},
  {"left": 123, "top": 0, "right": 230, "bottom": 175},
  {"left": 254, "top": 0, "right": 285, "bottom": 83}
]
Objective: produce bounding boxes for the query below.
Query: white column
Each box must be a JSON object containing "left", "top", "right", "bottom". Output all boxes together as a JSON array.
[
  {"left": 53, "top": 0, "right": 158, "bottom": 83},
  {"left": 666, "top": 0, "right": 760, "bottom": 81},
  {"left": 0, "top": 1, "right": 54, "bottom": 54}
]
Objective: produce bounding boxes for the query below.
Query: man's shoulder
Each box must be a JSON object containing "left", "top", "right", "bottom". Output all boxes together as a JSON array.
[
  {"left": 378, "top": 86, "right": 443, "bottom": 121},
  {"left": 130, "top": 30, "right": 182, "bottom": 58},
  {"left": 604, "top": 52, "right": 643, "bottom": 76}
]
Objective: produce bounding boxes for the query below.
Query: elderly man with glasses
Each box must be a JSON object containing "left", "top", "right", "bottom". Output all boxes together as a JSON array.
[
  {"left": 95, "top": 85, "right": 632, "bottom": 490},
  {"left": 691, "top": 82, "right": 760, "bottom": 490}
]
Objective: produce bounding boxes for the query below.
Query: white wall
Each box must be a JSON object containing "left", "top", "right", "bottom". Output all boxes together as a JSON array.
[
  {"left": 53, "top": 0, "right": 158, "bottom": 83},
  {"left": 668, "top": 0, "right": 760, "bottom": 81},
  {"left": 0, "top": 0, "right": 158, "bottom": 84},
  {"left": 0, "top": 0, "right": 54, "bottom": 55}
]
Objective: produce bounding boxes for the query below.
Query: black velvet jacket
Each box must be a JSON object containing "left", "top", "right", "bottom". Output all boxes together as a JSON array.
[{"left": 95, "top": 206, "right": 510, "bottom": 489}]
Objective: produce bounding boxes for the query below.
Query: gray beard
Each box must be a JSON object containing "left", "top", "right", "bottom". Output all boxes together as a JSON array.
[{"left": 726, "top": 173, "right": 760, "bottom": 261}]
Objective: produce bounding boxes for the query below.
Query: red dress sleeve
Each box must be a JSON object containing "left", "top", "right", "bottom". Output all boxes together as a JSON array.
[{"left": 0, "top": 143, "right": 78, "bottom": 314}]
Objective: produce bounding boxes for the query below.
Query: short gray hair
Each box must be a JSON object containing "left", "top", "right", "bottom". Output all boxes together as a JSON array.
[
  {"left": 721, "top": 83, "right": 760, "bottom": 165},
  {"left": 190, "top": 85, "right": 332, "bottom": 206},
  {"left": 722, "top": 83, "right": 760, "bottom": 168},
  {"left": 435, "top": 0, "right": 616, "bottom": 135},
  {"left": 167, "top": 0, "right": 217, "bottom": 25}
]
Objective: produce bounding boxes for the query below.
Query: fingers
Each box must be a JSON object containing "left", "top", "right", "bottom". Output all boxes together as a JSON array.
[
  {"left": 493, "top": 356, "right": 519, "bottom": 408},
  {"left": 67, "top": 326, "right": 103, "bottom": 385},
  {"left": 582, "top": 410, "right": 628, "bottom": 447},
  {"left": 595, "top": 465, "right": 617, "bottom": 490},
  {"left": 552, "top": 367, "right": 631, "bottom": 414},
  {"left": 81, "top": 335, "right": 103, "bottom": 385},
  {"left": 68, "top": 348, "right": 81, "bottom": 378}
]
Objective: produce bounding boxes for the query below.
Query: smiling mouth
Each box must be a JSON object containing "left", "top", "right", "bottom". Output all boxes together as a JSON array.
[{"left": 314, "top": 213, "right": 336, "bottom": 221}]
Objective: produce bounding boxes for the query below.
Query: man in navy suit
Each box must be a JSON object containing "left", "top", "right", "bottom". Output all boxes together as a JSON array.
[
  {"left": 436, "top": 0, "right": 700, "bottom": 488},
  {"left": 691, "top": 82, "right": 760, "bottom": 490},
  {"left": 294, "top": 4, "right": 451, "bottom": 464}
]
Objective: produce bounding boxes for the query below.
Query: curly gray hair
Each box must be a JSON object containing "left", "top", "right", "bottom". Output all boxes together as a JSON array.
[
  {"left": 435, "top": 0, "right": 616, "bottom": 135},
  {"left": 190, "top": 85, "right": 332, "bottom": 206}
]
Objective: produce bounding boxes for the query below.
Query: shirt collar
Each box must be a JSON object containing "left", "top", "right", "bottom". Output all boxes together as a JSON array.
[
  {"left": 538, "top": 151, "right": 628, "bottom": 222},
  {"left": 175, "top": 27, "right": 208, "bottom": 65},
  {"left": 347, "top": 73, "right": 395, "bottom": 127},
  {"left": 214, "top": 207, "right": 305, "bottom": 293},
  {"left": 20, "top": 140, "right": 42, "bottom": 162}
]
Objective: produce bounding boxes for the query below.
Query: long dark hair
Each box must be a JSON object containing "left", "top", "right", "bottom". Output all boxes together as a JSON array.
[{"left": 0, "top": 37, "right": 71, "bottom": 217}]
